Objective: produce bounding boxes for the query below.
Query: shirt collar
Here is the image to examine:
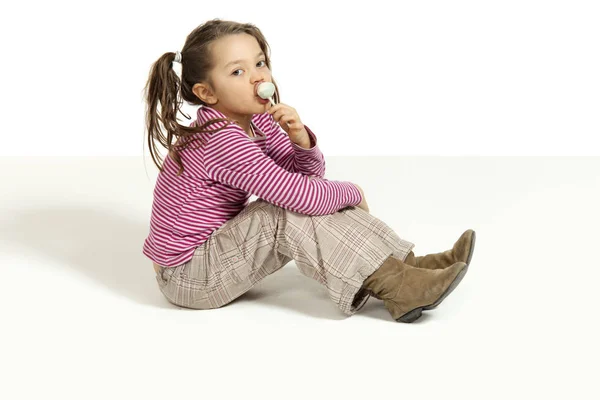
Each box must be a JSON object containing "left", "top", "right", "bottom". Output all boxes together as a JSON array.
[
  {"left": 195, "top": 105, "right": 231, "bottom": 128},
  {"left": 195, "top": 105, "right": 264, "bottom": 130}
]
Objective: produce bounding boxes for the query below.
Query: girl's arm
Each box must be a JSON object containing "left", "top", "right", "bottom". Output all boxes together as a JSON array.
[
  {"left": 204, "top": 128, "right": 361, "bottom": 216},
  {"left": 265, "top": 115, "right": 326, "bottom": 179}
]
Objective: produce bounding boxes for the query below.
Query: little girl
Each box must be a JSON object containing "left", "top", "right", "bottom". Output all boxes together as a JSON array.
[{"left": 142, "top": 18, "right": 476, "bottom": 323}]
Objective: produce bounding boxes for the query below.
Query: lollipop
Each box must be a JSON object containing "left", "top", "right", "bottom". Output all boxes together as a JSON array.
[
  {"left": 257, "top": 82, "right": 276, "bottom": 106},
  {"left": 257, "top": 81, "right": 290, "bottom": 131}
]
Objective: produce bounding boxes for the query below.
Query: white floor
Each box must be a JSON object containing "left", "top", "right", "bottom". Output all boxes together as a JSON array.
[{"left": 1, "top": 156, "right": 598, "bottom": 399}]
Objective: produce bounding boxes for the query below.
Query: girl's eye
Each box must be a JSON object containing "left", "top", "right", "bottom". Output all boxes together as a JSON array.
[{"left": 232, "top": 60, "right": 267, "bottom": 76}]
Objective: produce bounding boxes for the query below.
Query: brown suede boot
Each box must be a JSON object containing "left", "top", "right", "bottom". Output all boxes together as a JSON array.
[
  {"left": 404, "top": 229, "right": 476, "bottom": 270},
  {"left": 361, "top": 255, "right": 468, "bottom": 322}
]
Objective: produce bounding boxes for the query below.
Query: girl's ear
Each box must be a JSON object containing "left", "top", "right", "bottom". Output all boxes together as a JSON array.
[{"left": 193, "top": 82, "right": 217, "bottom": 104}]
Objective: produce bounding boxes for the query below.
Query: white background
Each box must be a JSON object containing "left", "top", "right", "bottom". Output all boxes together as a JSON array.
[
  {"left": 1, "top": 1, "right": 599, "bottom": 400},
  {"left": 1, "top": 0, "right": 598, "bottom": 156}
]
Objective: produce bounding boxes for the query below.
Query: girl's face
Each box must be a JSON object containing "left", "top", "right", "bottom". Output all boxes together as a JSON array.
[{"left": 193, "top": 33, "right": 272, "bottom": 120}]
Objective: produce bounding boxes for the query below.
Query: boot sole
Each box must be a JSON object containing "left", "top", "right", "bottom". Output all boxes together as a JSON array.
[
  {"left": 396, "top": 264, "right": 469, "bottom": 322},
  {"left": 465, "top": 230, "right": 476, "bottom": 266}
]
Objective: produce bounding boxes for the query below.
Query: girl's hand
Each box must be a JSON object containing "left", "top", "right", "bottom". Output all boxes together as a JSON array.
[
  {"left": 352, "top": 183, "right": 370, "bottom": 213},
  {"left": 266, "top": 102, "right": 309, "bottom": 144}
]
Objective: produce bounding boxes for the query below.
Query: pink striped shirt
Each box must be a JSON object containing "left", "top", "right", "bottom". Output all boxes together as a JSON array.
[{"left": 143, "top": 105, "right": 363, "bottom": 267}]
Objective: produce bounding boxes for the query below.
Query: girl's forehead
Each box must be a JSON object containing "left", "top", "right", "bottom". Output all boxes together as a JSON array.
[{"left": 213, "top": 34, "right": 263, "bottom": 65}]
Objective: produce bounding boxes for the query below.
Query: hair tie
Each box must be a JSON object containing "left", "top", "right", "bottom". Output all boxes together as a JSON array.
[{"left": 174, "top": 51, "right": 182, "bottom": 63}]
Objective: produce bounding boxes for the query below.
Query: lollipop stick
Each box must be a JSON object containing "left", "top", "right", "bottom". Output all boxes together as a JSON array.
[{"left": 268, "top": 96, "right": 289, "bottom": 131}]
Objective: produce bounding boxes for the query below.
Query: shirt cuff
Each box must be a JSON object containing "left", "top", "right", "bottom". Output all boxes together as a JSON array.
[{"left": 346, "top": 182, "right": 363, "bottom": 207}]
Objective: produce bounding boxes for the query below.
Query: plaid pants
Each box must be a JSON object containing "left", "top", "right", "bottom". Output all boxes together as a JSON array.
[{"left": 154, "top": 198, "right": 415, "bottom": 316}]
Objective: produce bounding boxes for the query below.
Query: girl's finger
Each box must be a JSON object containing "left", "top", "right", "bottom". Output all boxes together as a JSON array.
[
  {"left": 274, "top": 109, "right": 290, "bottom": 123},
  {"left": 281, "top": 114, "right": 295, "bottom": 126},
  {"left": 268, "top": 103, "right": 287, "bottom": 114}
]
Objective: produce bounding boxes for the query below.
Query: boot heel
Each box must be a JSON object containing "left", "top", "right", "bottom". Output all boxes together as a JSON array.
[{"left": 397, "top": 308, "right": 423, "bottom": 323}]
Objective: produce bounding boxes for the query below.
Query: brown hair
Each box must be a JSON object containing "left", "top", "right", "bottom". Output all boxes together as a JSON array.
[{"left": 143, "top": 18, "right": 281, "bottom": 176}]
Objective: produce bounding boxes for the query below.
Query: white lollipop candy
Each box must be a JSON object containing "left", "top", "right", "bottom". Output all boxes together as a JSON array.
[
  {"left": 257, "top": 82, "right": 276, "bottom": 106},
  {"left": 257, "top": 81, "right": 290, "bottom": 132}
]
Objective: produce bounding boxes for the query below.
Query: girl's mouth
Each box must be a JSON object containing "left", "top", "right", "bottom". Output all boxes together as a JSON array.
[{"left": 256, "top": 96, "right": 269, "bottom": 104}]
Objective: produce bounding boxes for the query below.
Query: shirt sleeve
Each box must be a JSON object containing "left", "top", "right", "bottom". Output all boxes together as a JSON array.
[
  {"left": 204, "top": 128, "right": 362, "bottom": 216},
  {"left": 265, "top": 114, "right": 326, "bottom": 179}
]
